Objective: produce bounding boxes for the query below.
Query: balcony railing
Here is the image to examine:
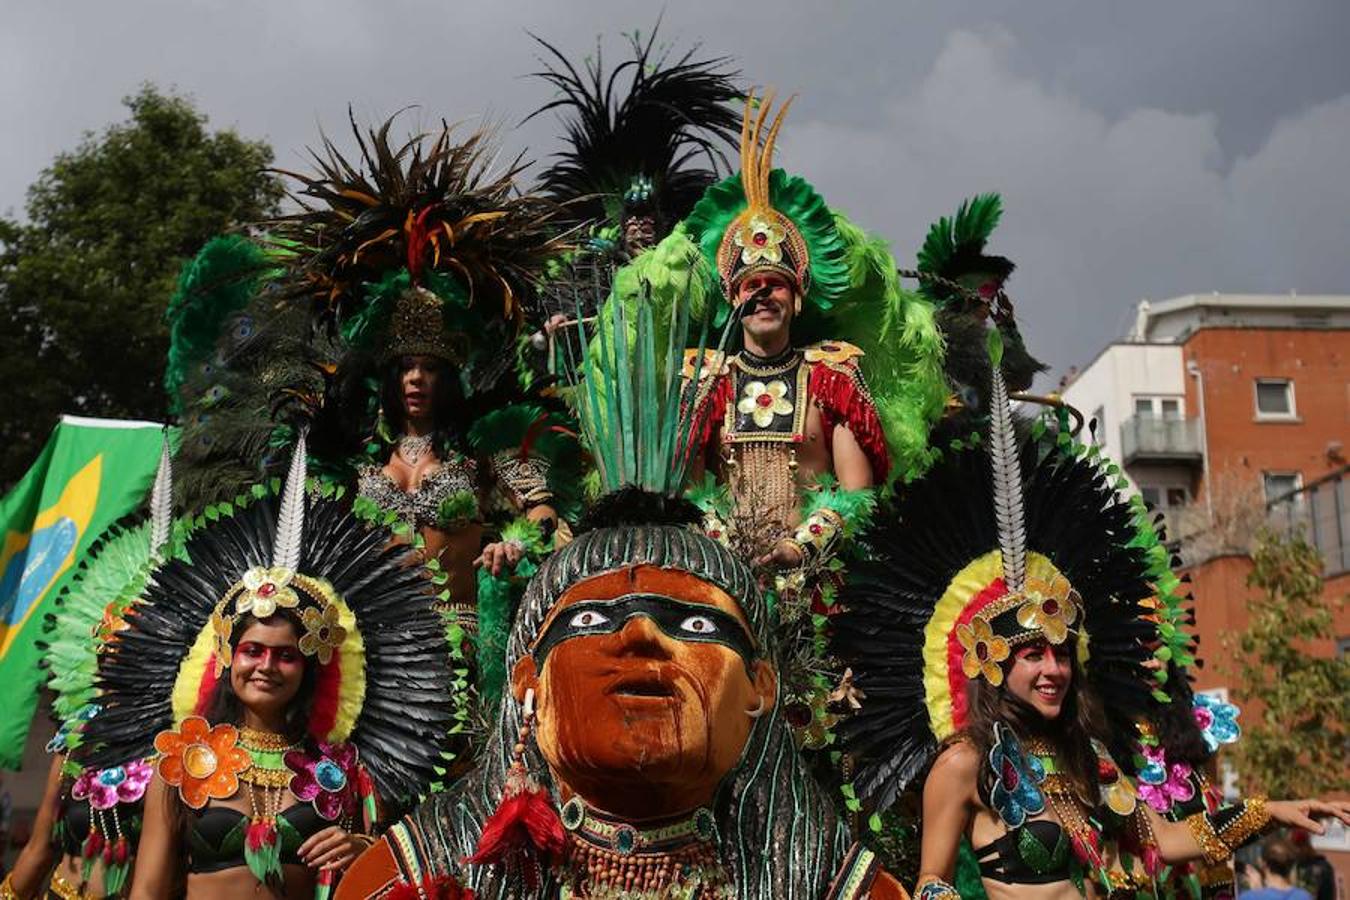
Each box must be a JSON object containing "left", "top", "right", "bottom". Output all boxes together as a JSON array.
[
  {"left": 1267, "top": 466, "right": 1349, "bottom": 577},
  {"left": 1120, "top": 415, "right": 1204, "bottom": 466}
]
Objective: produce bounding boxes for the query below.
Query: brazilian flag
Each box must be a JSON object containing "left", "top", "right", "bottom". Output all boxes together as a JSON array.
[{"left": 0, "top": 416, "right": 165, "bottom": 768}]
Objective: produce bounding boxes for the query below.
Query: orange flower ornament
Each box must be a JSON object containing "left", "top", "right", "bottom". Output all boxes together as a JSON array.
[{"left": 154, "top": 716, "right": 251, "bottom": 809}]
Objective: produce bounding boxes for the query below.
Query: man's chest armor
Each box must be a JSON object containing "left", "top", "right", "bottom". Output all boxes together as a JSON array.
[{"left": 724, "top": 352, "right": 811, "bottom": 444}]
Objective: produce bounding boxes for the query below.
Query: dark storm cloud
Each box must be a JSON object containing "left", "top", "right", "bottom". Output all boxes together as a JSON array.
[{"left": 3, "top": 0, "right": 1347, "bottom": 378}]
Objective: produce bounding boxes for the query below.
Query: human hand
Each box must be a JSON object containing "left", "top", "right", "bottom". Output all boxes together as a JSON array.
[
  {"left": 475, "top": 541, "right": 525, "bottom": 577},
  {"left": 754, "top": 538, "right": 805, "bottom": 570},
  {"left": 1267, "top": 799, "right": 1350, "bottom": 834},
  {"left": 297, "top": 825, "right": 370, "bottom": 871}
]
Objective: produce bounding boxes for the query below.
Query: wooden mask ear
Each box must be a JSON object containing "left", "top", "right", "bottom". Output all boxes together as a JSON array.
[
  {"left": 511, "top": 654, "right": 539, "bottom": 706},
  {"left": 750, "top": 659, "right": 778, "bottom": 715}
]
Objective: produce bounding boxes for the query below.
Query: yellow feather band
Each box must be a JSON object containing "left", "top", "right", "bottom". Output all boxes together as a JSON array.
[{"left": 921, "top": 551, "right": 1086, "bottom": 739}]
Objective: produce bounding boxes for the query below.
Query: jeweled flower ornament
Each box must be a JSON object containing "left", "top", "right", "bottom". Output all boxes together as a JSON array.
[
  {"left": 286, "top": 741, "right": 360, "bottom": 821},
  {"left": 738, "top": 379, "right": 793, "bottom": 428},
  {"left": 958, "top": 616, "right": 1012, "bottom": 685},
  {"left": 72, "top": 759, "right": 154, "bottom": 810},
  {"left": 733, "top": 214, "right": 787, "bottom": 267},
  {"left": 988, "top": 723, "right": 1045, "bottom": 827},
  {"left": 1135, "top": 744, "right": 1196, "bottom": 813},
  {"left": 154, "top": 716, "right": 251, "bottom": 809},
  {"left": 1193, "top": 694, "right": 1241, "bottom": 753}
]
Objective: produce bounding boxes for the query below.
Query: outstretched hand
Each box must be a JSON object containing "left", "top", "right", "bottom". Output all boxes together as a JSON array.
[
  {"left": 475, "top": 541, "right": 524, "bottom": 577},
  {"left": 1267, "top": 799, "right": 1350, "bottom": 835},
  {"left": 298, "top": 825, "right": 370, "bottom": 871}
]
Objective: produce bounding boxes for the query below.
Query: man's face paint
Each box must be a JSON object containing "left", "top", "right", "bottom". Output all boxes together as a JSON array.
[
  {"left": 517, "top": 565, "right": 772, "bottom": 820},
  {"left": 531, "top": 594, "right": 757, "bottom": 672}
]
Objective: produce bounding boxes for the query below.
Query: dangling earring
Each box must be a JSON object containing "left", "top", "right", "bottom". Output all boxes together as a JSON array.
[
  {"left": 465, "top": 688, "right": 564, "bottom": 889},
  {"left": 746, "top": 696, "right": 767, "bottom": 719},
  {"left": 375, "top": 405, "right": 394, "bottom": 445}
]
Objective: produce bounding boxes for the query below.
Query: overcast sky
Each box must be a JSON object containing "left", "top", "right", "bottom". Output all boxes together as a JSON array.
[{"left": 4, "top": 0, "right": 1348, "bottom": 379}]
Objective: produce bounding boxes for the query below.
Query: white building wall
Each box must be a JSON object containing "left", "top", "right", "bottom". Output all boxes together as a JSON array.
[{"left": 1061, "top": 343, "right": 1185, "bottom": 474}]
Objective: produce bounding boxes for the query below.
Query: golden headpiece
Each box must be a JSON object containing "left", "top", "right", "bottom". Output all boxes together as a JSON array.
[{"left": 715, "top": 90, "right": 811, "bottom": 301}]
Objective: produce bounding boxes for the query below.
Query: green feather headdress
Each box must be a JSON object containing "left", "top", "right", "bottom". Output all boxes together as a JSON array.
[{"left": 916, "top": 192, "right": 1015, "bottom": 309}]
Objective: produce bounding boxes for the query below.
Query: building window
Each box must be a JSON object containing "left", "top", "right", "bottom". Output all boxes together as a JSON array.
[
  {"left": 1254, "top": 379, "right": 1296, "bottom": 419},
  {"left": 1262, "top": 471, "right": 1301, "bottom": 503},
  {"left": 1140, "top": 486, "right": 1161, "bottom": 508},
  {"left": 1166, "top": 487, "right": 1188, "bottom": 508},
  {"left": 1133, "top": 396, "right": 1185, "bottom": 419}
]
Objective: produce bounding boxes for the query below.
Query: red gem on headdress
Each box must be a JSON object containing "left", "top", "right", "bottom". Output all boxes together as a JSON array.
[
  {"left": 809, "top": 524, "right": 823, "bottom": 535},
  {"left": 258, "top": 583, "right": 277, "bottom": 598},
  {"left": 756, "top": 394, "right": 774, "bottom": 408},
  {"left": 976, "top": 643, "right": 989, "bottom": 661},
  {"left": 753, "top": 231, "right": 768, "bottom": 246},
  {"left": 1043, "top": 598, "right": 1059, "bottom": 615}
]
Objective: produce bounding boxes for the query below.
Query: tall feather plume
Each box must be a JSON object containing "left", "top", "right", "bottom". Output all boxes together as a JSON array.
[
  {"left": 148, "top": 430, "right": 174, "bottom": 561},
  {"left": 271, "top": 429, "right": 308, "bottom": 572},
  {"left": 987, "top": 329, "right": 1026, "bottom": 592}
]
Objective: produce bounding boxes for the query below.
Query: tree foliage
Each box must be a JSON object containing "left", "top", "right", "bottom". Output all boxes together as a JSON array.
[
  {"left": 0, "top": 85, "right": 283, "bottom": 487},
  {"left": 1225, "top": 529, "right": 1349, "bottom": 797}
]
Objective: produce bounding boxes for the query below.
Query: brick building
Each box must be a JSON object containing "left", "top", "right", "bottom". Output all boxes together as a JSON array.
[{"left": 1063, "top": 292, "right": 1349, "bottom": 884}]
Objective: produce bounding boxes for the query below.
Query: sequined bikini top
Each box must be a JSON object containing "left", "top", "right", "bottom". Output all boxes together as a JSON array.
[{"left": 356, "top": 457, "right": 479, "bottom": 528}]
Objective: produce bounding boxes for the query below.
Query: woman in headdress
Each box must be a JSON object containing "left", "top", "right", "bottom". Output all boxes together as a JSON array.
[
  {"left": 266, "top": 116, "right": 578, "bottom": 635},
  {"left": 74, "top": 437, "right": 456, "bottom": 899},
  {"left": 3, "top": 439, "right": 177, "bottom": 900},
  {"left": 831, "top": 341, "right": 1350, "bottom": 899}
]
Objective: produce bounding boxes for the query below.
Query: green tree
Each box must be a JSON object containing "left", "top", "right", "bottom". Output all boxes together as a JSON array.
[
  {"left": 0, "top": 85, "right": 283, "bottom": 487},
  {"left": 1225, "top": 529, "right": 1349, "bottom": 797}
]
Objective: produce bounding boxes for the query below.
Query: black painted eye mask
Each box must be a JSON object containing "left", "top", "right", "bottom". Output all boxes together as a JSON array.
[{"left": 531, "top": 594, "right": 757, "bottom": 669}]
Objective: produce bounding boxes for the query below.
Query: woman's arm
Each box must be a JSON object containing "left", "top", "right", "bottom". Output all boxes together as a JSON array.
[
  {"left": 127, "top": 777, "right": 176, "bottom": 900},
  {"left": 1146, "top": 797, "right": 1350, "bottom": 865},
  {"left": 5, "top": 756, "right": 62, "bottom": 897},
  {"left": 915, "top": 743, "right": 980, "bottom": 894}
]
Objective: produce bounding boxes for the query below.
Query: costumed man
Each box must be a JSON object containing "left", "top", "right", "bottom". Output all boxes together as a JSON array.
[
  {"left": 666, "top": 92, "right": 948, "bottom": 592},
  {"left": 522, "top": 24, "right": 742, "bottom": 381},
  {"left": 913, "top": 193, "right": 1048, "bottom": 435},
  {"left": 334, "top": 250, "right": 911, "bottom": 899}
]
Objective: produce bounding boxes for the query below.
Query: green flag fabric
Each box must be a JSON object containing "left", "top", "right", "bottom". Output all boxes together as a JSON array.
[{"left": 0, "top": 415, "right": 164, "bottom": 769}]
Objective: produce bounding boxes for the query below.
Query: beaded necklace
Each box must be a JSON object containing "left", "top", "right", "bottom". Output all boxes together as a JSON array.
[
  {"left": 558, "top": 798, "right": 731, "bottom": 899},
  {"left": 236, "top": 728, "right": 300, "bottom": 886}
]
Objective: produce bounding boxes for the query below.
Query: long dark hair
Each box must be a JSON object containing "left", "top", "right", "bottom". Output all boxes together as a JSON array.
[
  {"left": 961, "top": 637, "right": 1105, "bottom": 806},
  {"left": 202, "top": 609, "right": 319, "bottom": 744},
  {"left": 379, "top": 354, "right": 463, "bottom": 459}
]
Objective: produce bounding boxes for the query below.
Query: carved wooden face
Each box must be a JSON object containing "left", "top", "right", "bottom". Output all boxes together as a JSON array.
[{"left": 513, "top": 564, "right": 776, "bottom": 820}]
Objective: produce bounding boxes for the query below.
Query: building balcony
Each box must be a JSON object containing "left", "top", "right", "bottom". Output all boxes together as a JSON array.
[
  {"left": 1267, "top": 466, "right": 1349, "bottom": 577},
  {"left": 1119, "top": 415, "right": 1204, "bottom": 466}
]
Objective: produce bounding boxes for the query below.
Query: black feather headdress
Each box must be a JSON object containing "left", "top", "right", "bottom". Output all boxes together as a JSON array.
[
  {"left": 525, "top": 26, "right": 741, "bottom": 234},
  {"left": 831, "top": 356, "right": 1161, "bottom": 811},
  {"left": 77, "top": 441, "right": 454, "bottom": 806}
]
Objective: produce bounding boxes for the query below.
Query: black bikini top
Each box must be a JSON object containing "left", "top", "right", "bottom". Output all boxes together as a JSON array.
[
  {"left": 57, "top": 799, "right": 90, "bottom": 857},
  {"left": 186, "top": 803, "right": 326, "bottom": 874},
  {"left": 56, "top": 796, "right": 145, "bottom": 858},
  {"left": 973, "top": 819, "right": 1073, "bottom": 884}
]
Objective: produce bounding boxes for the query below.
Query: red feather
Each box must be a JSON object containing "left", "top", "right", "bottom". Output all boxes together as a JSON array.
[
  {"left": 385, "top": 875, "right": 474, "bottom": 900},
  {"left": 463, "top": 777, "right": 563, "bottom": 889}
]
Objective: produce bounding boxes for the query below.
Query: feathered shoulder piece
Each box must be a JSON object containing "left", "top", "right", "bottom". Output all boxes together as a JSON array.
[
  {"left": 269, "top": 113, "right": 571, "bottom": 351},
  {"left": 526, "top": 25, "right": 741, "bottom": 231},
  {"left": 916, "top": 193, "right": 1015, "bottom": 309}
]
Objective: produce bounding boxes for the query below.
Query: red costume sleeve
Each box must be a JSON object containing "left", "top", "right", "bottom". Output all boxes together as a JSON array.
[
  {"left": 808, "top": 362, "right": 890, "bottom": 483},
  {"left": 683, "top": 371, "right": 732, "bottom": 464}
]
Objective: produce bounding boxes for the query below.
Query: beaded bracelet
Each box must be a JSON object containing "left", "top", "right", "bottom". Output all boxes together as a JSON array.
[{"left": 1185, "top": 796, "right": 1270, "bottom": 864}]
